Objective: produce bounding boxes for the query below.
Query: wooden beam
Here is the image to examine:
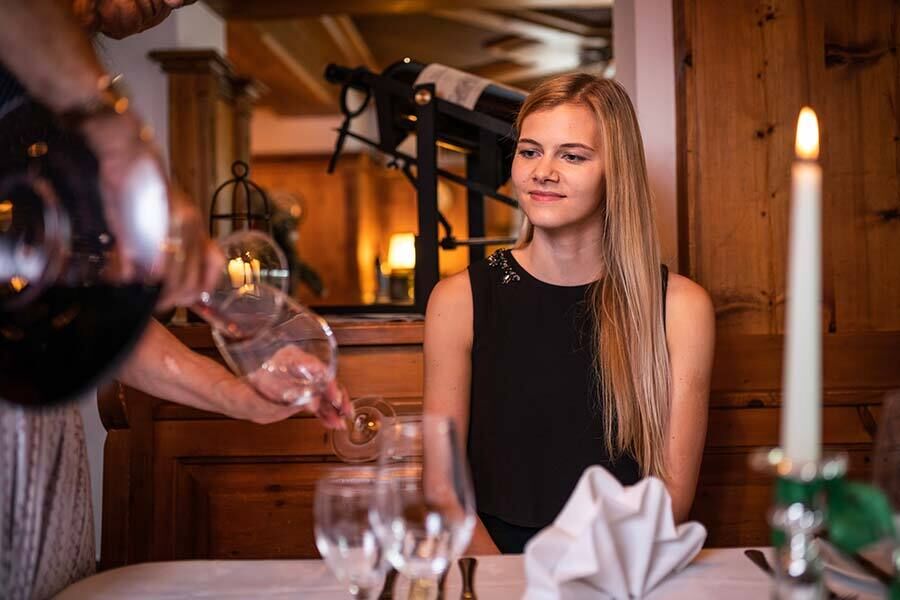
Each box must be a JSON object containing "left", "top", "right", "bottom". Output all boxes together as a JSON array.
[
  {"left": 205, "top": 0, "right": 612, "bottom": 20},
  {"left": 434, "top": 9, "right": 607, "bottom": 46},
  {"left": 435, "top": 9, "right": 609, "bottom": 84},
  {"left": 319, "top": 15, "right": 379, "bottom": 71},
  {"left": 227, "top": 22, "right": 333, "bottom": 115},
  {"left": 493, "top": 9, "right": 611, "bottom": 37},
  {"left": 256, "top": 26, "right": 335, "bottom": 105}
]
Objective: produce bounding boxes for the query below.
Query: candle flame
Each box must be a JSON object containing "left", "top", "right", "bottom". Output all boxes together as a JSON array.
[
  {"left": 795, "top": 107, "right": 819, "bottom": 160},
  {"left": 9, "top": 276, "right": 27, "bottom": 292}
]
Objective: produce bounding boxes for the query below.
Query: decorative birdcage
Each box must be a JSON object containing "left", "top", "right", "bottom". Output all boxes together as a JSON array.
[{"left": 208, "top": 160, "right": 272, "bottom": 237}]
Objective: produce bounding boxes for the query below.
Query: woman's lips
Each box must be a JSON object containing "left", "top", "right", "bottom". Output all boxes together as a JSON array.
[{"left": 529, "top": 191, "right": 566, "bottom": 202}]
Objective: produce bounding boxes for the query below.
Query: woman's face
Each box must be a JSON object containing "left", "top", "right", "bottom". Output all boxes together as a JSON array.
[{"left": 511, "top": 103, "right": 605, "bottom": 234}]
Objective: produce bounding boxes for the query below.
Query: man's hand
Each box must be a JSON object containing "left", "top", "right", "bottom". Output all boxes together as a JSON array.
[
  {"left": 213, "top": 375, "right": 350, "bottom": 429},
  {"left": 84, "top": 0, "right": 199, "bottom": 39},
  {"left": 246, "top": 344, "right": 351, "bottom": 430},
  {"left": 120, "top": 320, "right": 352, "bottom": 430},
  {"left": 158, "top": 186, "right": 223, "bottom": 308},
  {"left": 210, "top": 375, "right": 305, "bottom": 425},
  {"left": 79, "top": 110, "right": 223, "bottom": 309}
]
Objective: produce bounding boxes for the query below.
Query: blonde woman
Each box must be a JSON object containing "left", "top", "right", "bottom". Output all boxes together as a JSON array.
[{"left": 424, "top": 74, "right": 715, "bottom": 554}]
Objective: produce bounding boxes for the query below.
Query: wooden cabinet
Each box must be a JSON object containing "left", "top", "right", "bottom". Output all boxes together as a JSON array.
[
  {"left": 99, "top": 320, "right": 424, "bottom": 569},
  {"left": 98, "top": 321, "right": 897, "bottom": 568}
]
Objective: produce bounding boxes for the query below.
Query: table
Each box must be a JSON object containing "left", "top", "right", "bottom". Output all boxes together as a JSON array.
[{"left": 59, "top": 548, "right": 772, "bottom": 599}]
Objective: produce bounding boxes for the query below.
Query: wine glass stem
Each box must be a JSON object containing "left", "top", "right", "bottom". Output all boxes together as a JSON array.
[
  {"left": 407, "top": 578, "right": 439, "bottom": 600},
  {"left": 350, "top": 587, "right": 372, "bottom": 600}
]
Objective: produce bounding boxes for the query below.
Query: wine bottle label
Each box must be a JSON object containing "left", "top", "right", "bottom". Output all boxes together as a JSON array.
[{"left": 414, "top": 64, "right": 490, "bottom": 111}]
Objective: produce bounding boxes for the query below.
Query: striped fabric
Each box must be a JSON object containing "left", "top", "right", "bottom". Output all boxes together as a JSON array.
[{"left": 0, "top": 404, "right": 96, "bottom": 600}]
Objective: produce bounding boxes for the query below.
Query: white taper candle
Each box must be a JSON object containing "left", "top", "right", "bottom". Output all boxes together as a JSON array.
[{"left": 780, "top": 107, "right": 822, "bottom": 465}]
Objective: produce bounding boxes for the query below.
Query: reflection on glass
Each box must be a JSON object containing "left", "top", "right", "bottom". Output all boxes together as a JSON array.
[
  {"left": 372, "top": 416, "right": 476, "bottom": 596},
  {"left": 315, "top": 474, "right": 388, "bottom": 599}
]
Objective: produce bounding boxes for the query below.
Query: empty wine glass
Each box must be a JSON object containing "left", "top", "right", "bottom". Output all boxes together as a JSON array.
[
  {"left": 180, "top": 229, "right": 334, "bottom": 407},
  {"left": 193, "top": 229, "right": 290, "bottom": 339},
  {"left": 194, "top": 231, "right": 396, "bottom": 460},
  {"left": 314, "top": 473, "right": 388, "bottom": 599},
  {"left": 372, "top": 416, "right": 476, "bottom": 598}
]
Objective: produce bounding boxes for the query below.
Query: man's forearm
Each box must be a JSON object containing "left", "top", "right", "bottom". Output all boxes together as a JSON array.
[
  {"left": 117, "top": 319, "right": 234, "bottom": 415},
  {"left": 0, "top": 0, "right": 106, "bottom": 112}
]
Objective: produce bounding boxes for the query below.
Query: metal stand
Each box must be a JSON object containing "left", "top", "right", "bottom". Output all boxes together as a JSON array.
[{"left": 324, "top": 64, "right": 521, "bottom": 313}]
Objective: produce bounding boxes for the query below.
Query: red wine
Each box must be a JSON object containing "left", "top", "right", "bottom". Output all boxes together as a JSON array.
[
  {"left": 0, "top": 90, "right": 164, "bottom": 408},
  {"left": 0, "top": 283, "right": 159, "bottom": 406}
]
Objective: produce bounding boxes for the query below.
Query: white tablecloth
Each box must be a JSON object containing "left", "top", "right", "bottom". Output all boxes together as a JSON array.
[{"left": 58, "top": 548, "right": 773, "bottom": 599}]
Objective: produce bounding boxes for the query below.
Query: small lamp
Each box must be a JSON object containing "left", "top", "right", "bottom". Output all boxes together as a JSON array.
[{"left": 386, "top": 232, "right": 415, "bottom": 301}]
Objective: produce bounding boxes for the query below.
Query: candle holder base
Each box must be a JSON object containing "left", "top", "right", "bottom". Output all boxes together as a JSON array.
[{"left": 750, "top": 449, "right": 848, "bottom": 600}]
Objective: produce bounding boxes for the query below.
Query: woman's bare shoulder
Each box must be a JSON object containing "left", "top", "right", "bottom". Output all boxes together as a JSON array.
[
  {"left": 424, "top": 270, "right": 474, "bottom": 346},
  {"left": 665, "top": 272, "right": 715, "bottom": 337},
  {"left": 427, "top": 270, "right": 472, "bottom": 313}
]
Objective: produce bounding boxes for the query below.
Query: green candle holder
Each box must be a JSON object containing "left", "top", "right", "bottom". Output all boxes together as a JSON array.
[{"left": 751, "top": 448, "right": 848, "bottom": 599}]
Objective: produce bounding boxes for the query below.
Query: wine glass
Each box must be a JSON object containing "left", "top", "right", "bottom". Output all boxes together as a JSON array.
[
  {"left": 372, "top": 416, "right": 476, "bottom": 597},
  {"left": 192, "top": 229, "right": 291, "bottom": 339},
  {"left": 314, "top": 472, "right": 388, "bottom": 599},
  {"left": 195, "top": 230, "right": 395, "bottom": 459}
]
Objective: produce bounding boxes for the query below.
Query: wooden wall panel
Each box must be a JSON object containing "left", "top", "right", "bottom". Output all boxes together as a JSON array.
[
  {"left": 818, "top": 0, "right": 900, "bottom": 332},
  {"left": 248, "top": 156, "right": 358, "bottom": 305},
  {"left": 679, "top": 0, "right": 900, "bottom": 336},
  {"left": 677, "top": 0, "right": 900, "bottom": 545},
  {"left": 100, "top": 326, "right": 900, "bottom": 564}
]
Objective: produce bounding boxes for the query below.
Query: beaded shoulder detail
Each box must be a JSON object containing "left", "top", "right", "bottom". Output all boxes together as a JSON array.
[{"left": 486, "top": 249, "right": 521, "bottom": 284}]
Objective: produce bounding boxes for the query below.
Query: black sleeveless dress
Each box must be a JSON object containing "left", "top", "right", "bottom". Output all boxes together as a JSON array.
[{"left": 467, "top": 248, "right": 667, "bottom": 553}]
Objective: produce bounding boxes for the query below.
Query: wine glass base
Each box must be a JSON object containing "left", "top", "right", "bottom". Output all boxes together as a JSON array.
[{"left": 332, "top": 396, "right": 396, "bottom": 462}]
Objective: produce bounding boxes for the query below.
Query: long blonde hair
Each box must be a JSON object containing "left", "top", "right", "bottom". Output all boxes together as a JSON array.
[{"left": 515, "top": 74, "right": 670, "bottom": 479}]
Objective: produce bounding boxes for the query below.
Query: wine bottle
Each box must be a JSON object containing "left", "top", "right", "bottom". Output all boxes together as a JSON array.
[
  {"left": 325, "top": 59, "right": 526, "bottom": 184},
  {"left": 0, "top": 98, "right": 161, "bottom": 407}
]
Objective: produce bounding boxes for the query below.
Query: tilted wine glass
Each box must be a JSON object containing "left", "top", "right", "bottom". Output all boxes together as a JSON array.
[{"left": 195, "top": 230, "right": 395, "bottom": 460}]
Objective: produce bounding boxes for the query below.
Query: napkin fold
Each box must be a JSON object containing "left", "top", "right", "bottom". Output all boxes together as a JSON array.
[{"left": 523, "top": 466, "right": 706, "bottom": 600}]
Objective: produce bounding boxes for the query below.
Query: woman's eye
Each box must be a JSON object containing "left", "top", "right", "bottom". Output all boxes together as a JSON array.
[
  {"left": 517, "top": 149, "right": 539, "bottom": 158},
  {"left": 562, "top": 153, "right": 586, "bottom": 163}
]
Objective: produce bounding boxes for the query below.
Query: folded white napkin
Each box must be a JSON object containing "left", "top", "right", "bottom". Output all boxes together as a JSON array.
[{"left": 523, "top": 466, "right": 707, "bottom": 600}]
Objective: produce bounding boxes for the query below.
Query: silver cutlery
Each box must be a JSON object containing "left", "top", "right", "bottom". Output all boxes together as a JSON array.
[
  {"left": 744, "top": 548, "right": 856, "bottom": 600},
  {"left": 377, "top": 568, "right": 398, "bottom": 600},
  {"left": 459, "top": 557, "right": 477, "bottom": 600}
]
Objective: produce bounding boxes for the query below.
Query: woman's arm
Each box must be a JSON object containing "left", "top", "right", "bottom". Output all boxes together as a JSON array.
[
  {"left": 424, "top": 272, "right": 499, "bottom": 554},
  {"left": 662, "top": 273, "right": 716, "bottom": 523}
]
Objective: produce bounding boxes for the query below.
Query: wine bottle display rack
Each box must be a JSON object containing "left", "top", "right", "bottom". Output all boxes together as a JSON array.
[{"left": 324, "top": 60, "right": 525, "bottom": 313}]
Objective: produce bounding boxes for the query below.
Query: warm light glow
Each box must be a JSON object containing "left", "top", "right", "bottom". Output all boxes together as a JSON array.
[
  {"left": 227, "top": 258, "right": 244, "bottom": 288},
  {"left": 387, "top": 233, "right": 416, "bottom": 271},
  {"left": 9, "top": 276, "right": 27, "bottom": 292},
  {"left": 795, "top": 107, "right": 819, "bottom": 160},
  {"left": 27, "top": 142, "right": 48, "bottom": 158},
  {"left": 227, "top": 255, "right": 261, "bottom": 288},
  {"left": 0, "top": 199, "right": 12, "bottom": 233}
]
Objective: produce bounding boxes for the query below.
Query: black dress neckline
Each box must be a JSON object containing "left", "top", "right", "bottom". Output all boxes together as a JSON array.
[{"left": 503, "top": 249, "right": 600, "bottom": 290}]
